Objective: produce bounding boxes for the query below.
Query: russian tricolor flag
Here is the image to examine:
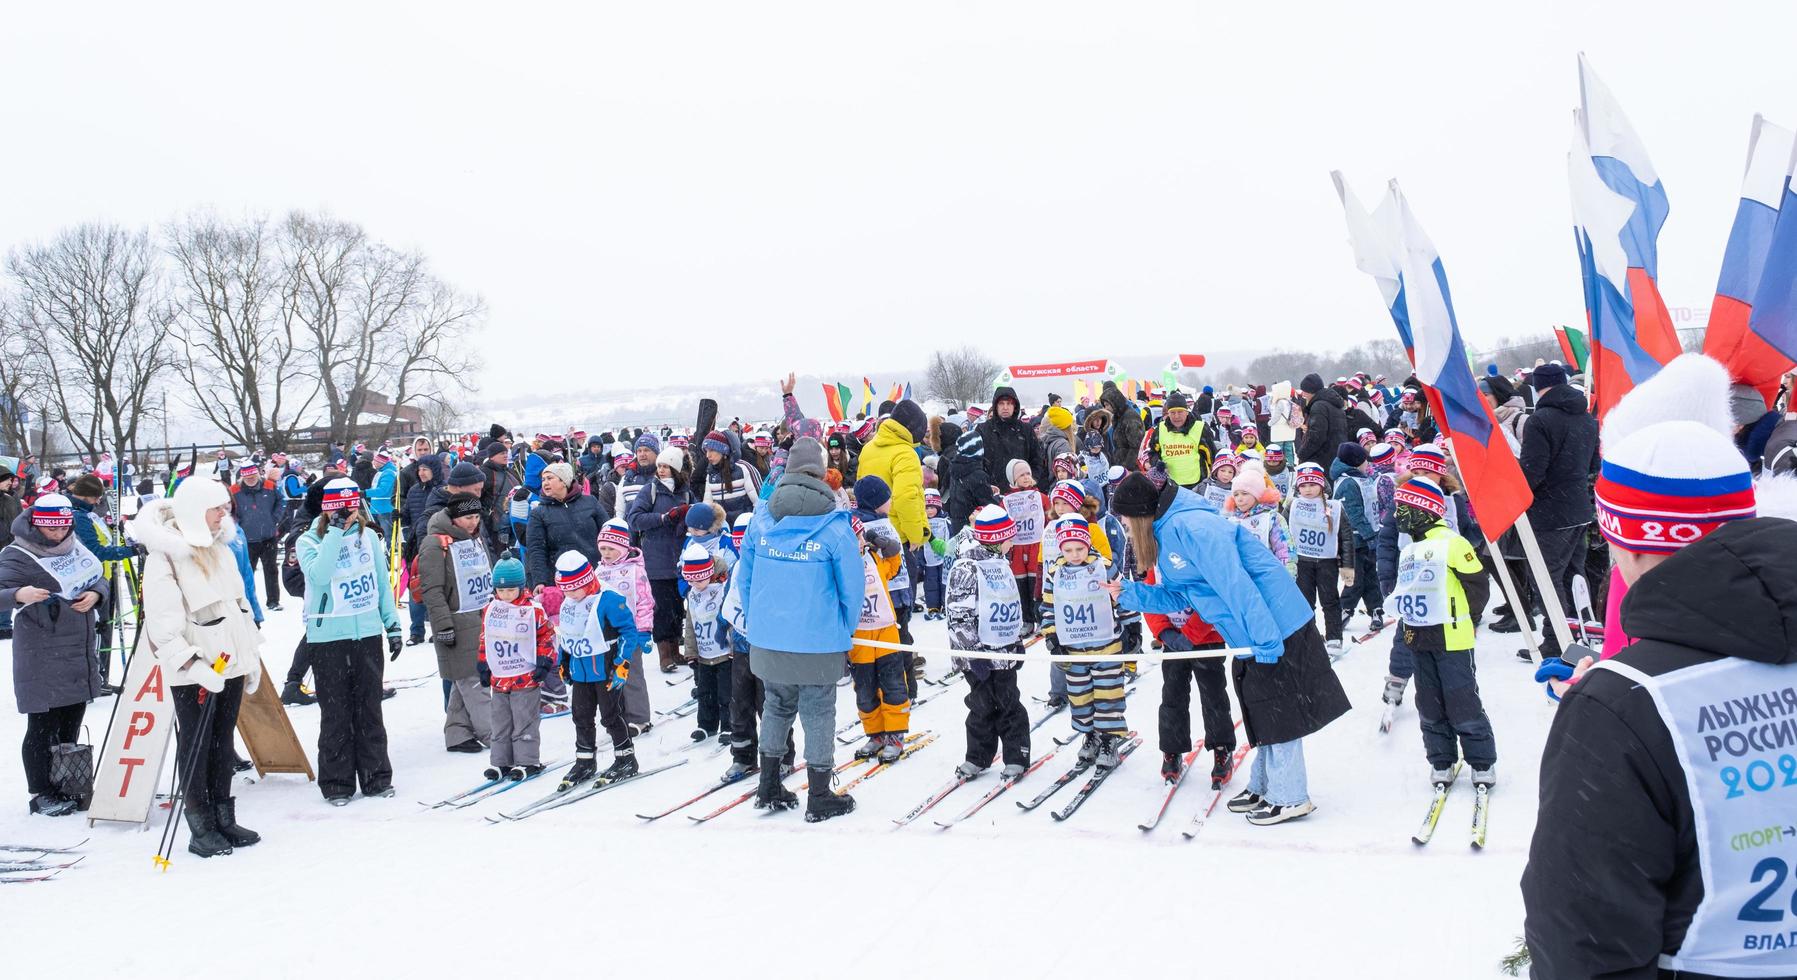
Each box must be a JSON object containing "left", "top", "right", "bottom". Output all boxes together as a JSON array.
[
  {"left": 1568, "top": 54, "right": 1682, "bottom": 420},
  {"left": 1706, "top": 115, "right": 1797, "bottom": 406},
  {"left": 1333, "top": 175, "right": 1533, "bottom": 537}
]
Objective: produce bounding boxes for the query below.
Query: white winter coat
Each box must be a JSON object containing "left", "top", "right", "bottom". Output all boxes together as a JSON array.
[{"left": 137, "top": 497, "right": 264, "bottom": 693}]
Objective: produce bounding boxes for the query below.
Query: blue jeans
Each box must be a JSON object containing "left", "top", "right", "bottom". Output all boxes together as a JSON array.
[
  {"left": 759, "top": 682, "right": 837, "bottom": 768},
  {"left": 1246, "top": 738, "right": 1309, "bottom": 806},
  {"left": 408, "top": 599, "right": 427, "bottom": 638}
]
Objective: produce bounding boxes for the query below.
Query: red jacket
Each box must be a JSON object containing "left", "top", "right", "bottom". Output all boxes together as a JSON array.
[
  {"left": 479, "top": 594, "right": 555, "bottom": 692},
  {"left": 1140, "top": 567, "right": 1223, "bottom": 646}
]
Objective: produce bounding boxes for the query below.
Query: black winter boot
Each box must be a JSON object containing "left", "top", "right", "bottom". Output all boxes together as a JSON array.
[
  {"left": 1210, "top": 747, "right": 1235, "bottom": 789},
  {"left": 754, "top": 754, "right": 798, "bottom": 811},
  {"left": 214, "top": 799, "right": 261, "bottom": 848},
  {"left": 184, "top": 805, "right": 235, "bottom": 858},
  {"left": 804, "top": 765, "right": 855, "bottom": 823},
  {"left": 280, "top": 681, "right": 316, "bottom": 706}
]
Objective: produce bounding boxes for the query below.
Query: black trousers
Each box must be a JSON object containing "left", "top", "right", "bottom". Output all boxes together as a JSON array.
[
  {"left": 286, "top": 637, "right": 312, "bottom": 686},
  {"left": 311, "top": 636, "right": 392, "bottom": 798},
  {"left": 963, "top": 668, "right": 1029, "bottom": 767},
  {"left": 247, "top": 538, "right": 280, "bottom": 606},
  {"left": 21, "top": 702, "right": 85, "bottom": 796},
  {"left": 729, "top": 651, "right": 793, "bottom": 766},
  {"left": 649, "top": 577, "right": 684, "bottom": 643},
  {"left": 1156, "top": 638, "right": 1236, "bottom": 754},
  {"left": 693, "top": 660, "right": 733, "bottom": 735},
  {"left": 1294, "top": 558, "right": 1343, "bottom": 642},
  {"left": 1533, "top": 524, "right": 1588, "bottom": 659},
  {"left": 172, "top": 677, "right": 244, "bottom": 807},
  {"left": 570, "top": 680, "right": 631, "bottom": 755},
  {"left": 1338, "top": 547, "right": 1379, "bottom": 619}
]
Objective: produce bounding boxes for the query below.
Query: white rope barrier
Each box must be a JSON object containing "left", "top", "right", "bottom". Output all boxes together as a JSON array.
[{"left": 852, "top": 637, "right": 1254, "bottom": 663}]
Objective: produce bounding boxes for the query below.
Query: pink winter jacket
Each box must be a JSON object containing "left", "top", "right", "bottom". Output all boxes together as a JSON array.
[{"left": 598, "top": 549, "right": 655, "bottom": 631}]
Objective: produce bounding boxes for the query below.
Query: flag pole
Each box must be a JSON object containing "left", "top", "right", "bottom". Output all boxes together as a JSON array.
[
  {"left": 1511, "top": 514, "right": 1577, "bottom": 660},
  {"left": 1481, "top": 527, "right": 1544, "bottom": 664}
]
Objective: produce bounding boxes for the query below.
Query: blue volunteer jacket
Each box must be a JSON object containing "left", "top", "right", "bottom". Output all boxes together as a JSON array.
[{"left": 736, "top": 509, "right": 861, "bottom": 654}]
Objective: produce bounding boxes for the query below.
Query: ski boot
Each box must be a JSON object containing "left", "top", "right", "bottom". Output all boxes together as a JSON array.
[
  {"left": 1095, "top": 734, "right": 1124, "bottom": 770},
  {"left": 1245, "top": 799, "right": 1315, "bottom": 826},
  {"left": 1160, "top": 752, "right": 1182, "bottom": 783},
  {"left": 184, "top": 806, "right": 234, "bottom": 858},
  {"left": 1324, "top": 637, "right": 1343, "bottom": 656},
  {"left": 213, "top": 800, "right": 260, "bottom": 848},
  {"left": 628, "top": 721, "right": 654, "bottom": 739},
  {"left": 1381, "top": 674, "right": 1408, "bottom": 707},
  {"left": 598, "top": 749, "right": 639, "bottom": 783},
  {"left": 954, "top": 759, "right": 988, "bottom": 780},
  {"left": 754, "top": 755, "right": 798, "bottom": 811},
  {"left": 877, "top": 732, "right": 904, "bottom": 763},
  {"left": 690, "top": 727, "right": 711, "bottom": 743},
  {"left": 854, "top": 736, "right": 882, "bottom": 760},
  {"left": 1429, "top": 766, "right": 1457, "bottom": 787},
  {"left": 483, "top": 765, "right": 504, "bottom": 782},
  {"left": 279, "top": 681, "right": 317, "bottom": 706},
  {"left": 1470, "top": 766, "right": 1496, "bottom": 788},
  {"left": 1076, "top": 731, "right": 1100, "bottom": 767},
  {"left": 562, "top": 755, "right": 598, "bottom": 790},
  {"left": 804, "top": 766, "right": 855, "bottom": 823},
  {"left": 510, "top": 765, "right": 545, "bottom": 780},
  {"left": 1044, "top": 693, "right": 1069, "bottom": 710},
  {"left": 999, "top": 762, "right": 1027, "bottom": 780},
  {"left": 1369, "top": 608, "right": 1385, "bottom": 631},
  {"left": 722, "top": 759, "right": 756, "bottom": 782},
  {"left": 1210, "top": 746, "right": 1235, "bottom": 789},
  {"left": 1226, "top": 790, "right": 1262, "bottom": 813},
  {"left": 28, "top": 793, "right": 77, "bottom": 817}
]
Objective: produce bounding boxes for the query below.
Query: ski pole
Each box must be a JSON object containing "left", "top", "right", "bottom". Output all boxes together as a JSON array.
[{"left": 155, "top": 686, "right": 218, "bottom": 872}]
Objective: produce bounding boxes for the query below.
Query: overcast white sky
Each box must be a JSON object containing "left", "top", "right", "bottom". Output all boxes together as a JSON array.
[{"left": 2, "top": 1, "right": 1793, "bottom": 398}]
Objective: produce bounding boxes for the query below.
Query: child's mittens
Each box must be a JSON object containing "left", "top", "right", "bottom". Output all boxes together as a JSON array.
[
  {"left": 531, "top": 656, "right": 552, "bottom": 685},
  {"left": 477, "top": 662, "right": 492, "bottom": 688},
  {"left": 608, "top": 656, "right": 630, "bottom": 691}
]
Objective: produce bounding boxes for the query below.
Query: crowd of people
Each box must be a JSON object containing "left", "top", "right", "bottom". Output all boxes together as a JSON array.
[{"left": 4, "top": 353, "right": 1794, "bottom": 977}]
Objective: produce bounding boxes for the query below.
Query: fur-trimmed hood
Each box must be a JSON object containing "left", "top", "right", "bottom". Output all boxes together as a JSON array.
[{"left": 134, "top": 496, "right": 237, "bottom": 556}]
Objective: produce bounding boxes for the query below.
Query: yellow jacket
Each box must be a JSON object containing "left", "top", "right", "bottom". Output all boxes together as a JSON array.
[
  {"left": 854, "top": 419, "right": 927, "bottom": 547},
  {"left": 850, "top": 548, "right": 904, "bottom": 665}
]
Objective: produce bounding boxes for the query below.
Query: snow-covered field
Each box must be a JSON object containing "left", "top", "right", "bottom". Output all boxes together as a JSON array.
[{"left": 0, "top": 599, "right": 1554, "bottom": 979}]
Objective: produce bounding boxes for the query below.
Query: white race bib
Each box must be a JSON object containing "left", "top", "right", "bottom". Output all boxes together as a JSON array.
[
  {"left": 449, "top": 537, "right": 492, "bottom": 612},
  {"left": 1595, "top": 658, "right": 1797, "bottom": 976},
  {"left": 1289, "top": 497, "right": 1340, "bottom": 560},
  {"left": 975, "top": 559, "right": 1023, "bottom": 648},
  {"left": 13, "top": 543, "right": 104, "bottom": 600},
  {"left": 555, "top": 594, "right": 612, "bottom": 662},
  {"left": 1051, "top": 561, "right": 1114, "bottom": 648},
  {"left": 1003, "top": 490, "right": 1044, "bottom": 546},
  {"left": 1391, "top": 538, "right": 1449, "bottom": 627},
  {"left": 863, "top": 517, "right": 910, "bottom": 591},
  {"left": 306, "top": 534, "right": 379, "bottom": 617},
  {"left": 483, "top": 601, "right": 536, "bottom": 679},
  {"left": 687, "top": 582, "right": 729, "bottom": 658},
  {"left": 508, "top": 495, "right": 531, "bottom": 522},
  {"left": 1202, "top": 481, "right": 1231, "bottom": 509},
  {"left": 923, "top": 516, "right": 951, "bottom": 567},
  {"left": 857, "top": 552, "right": 896, "bottom": 630}
]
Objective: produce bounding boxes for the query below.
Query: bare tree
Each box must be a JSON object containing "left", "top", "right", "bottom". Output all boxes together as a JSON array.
[
  {"left": 8, "top": 224, "right": 176, "bottom": 462},
  {"left": 280, "top": 212, "right": 480, "bottom": 448},
  {"left": 0, "top": 295, "right": 47, "bottom": 456},
  {"left": 925, "top": 345, "right": 1003, "bottom": 408},
  {"left": 168, "top": 212, "right": 320, "bottom": 453}
]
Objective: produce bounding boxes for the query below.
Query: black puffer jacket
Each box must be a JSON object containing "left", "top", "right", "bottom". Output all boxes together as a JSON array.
[
  {"left": 947, "top": 450, "right": 996, "bottom": 533},
  {"left": 1522, "top": 518, "right": 1797, "bottom": 979},
  {"left": 977, "top": 387, "right": 1043, "bottom": 491},
  {"left": 1518, "top": 384, "right": 1599, "bottom": 529},
  {"left": 1296, "top": 387, "right": 1350, "bottom": 467},
  {"left": 1098, "top": 383, "right": 1143, "bottom": 470},
  {"left": 524, "top": 485, "right": 610, "bottom": 589}
]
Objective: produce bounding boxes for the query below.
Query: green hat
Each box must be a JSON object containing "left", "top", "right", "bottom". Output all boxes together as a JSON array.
[{"left": 491, "top": 556, "right": 526, "bottom": 590}]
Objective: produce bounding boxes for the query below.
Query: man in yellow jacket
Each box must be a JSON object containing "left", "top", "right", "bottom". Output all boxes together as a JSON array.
[{"left": 852, "top": 400, "right": 929, "bottom": 549}]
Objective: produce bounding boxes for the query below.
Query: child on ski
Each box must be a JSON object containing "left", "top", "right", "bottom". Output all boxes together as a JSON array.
[
  {"left": 1143, "top": 566, "right": 1238, "bottom": 787},
  {"left": 595, "top": 518, "right": 654, "bottom": 732},
  {"left": 1389, "top": 476, "right": 1495, "bottom": 793},
  {"left": 847, "top": 514, "right": 911, "bottom": 761},
  {"left": 1287, "top": 463, "right": 1345, "bottom": 654},
  {"left": 920, "top": 489, "right": 950, "bottom": 620},
  {"left": 1263, "top": 445, "right": 1291, "bottom": 500},
  {"left": 999, "top": 460, "right": 1046, "bottom": 635},
  {"left": 1223, "top": 464, "right": 1289, "bottom": 564},
  {"left": 1049, "top": 480, "right": 1110, "bottom": 559},
  {"left": 949, "top": 505, "right": 1031, "bottom": 780},
  {"left": 1200, "top": 453, "right": 1237, "bottom": 510},
  {"left": 679, "top": 542, "right": 733, "bottom": 744},
  {"left": 552, "top": 551, "right": 647, "bottom": 788},
  {"left": 1040, "top": 516, "right": 1128, "bottom": 769},
  {"left": 478, "top": 555, "right": 554, "bottom": 781}
]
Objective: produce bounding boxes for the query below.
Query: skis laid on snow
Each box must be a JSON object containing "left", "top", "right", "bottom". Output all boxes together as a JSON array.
[
  {"left": 1139, "top": 740, "right": 1207, "bottom": 832},
  {"left": 1181, "top": 744, "right": 1255, "bottom": 841},
  {"left": 636, "top": 768, "right": 758, "bottom": 821},
  {"left": 1470, "top": 784, "right": 1492, "bottom": 849},
  {"left": 1050, "top": 735, "right": 1141, "bottom": 822},
  {"left": 834, "top": 732, "right": 937, "bottom": 796},
  {"left": 935, "top": 749, "right": 1057, "bottom": 828},
  {"left": 421, "top": 776, "right": 505, "bottom": 808},
  {"left": 487, "top": 759, "right": 689, "bottom": 823},
  {"left": 687, "top": 755, "right": 866, "bottom": 824},
  {"left": 1412, "top": 761, "right": 1463, "bottom": 846},
  {"left": 654, "top": 697, "right": 698, "bottom": 719},
  {"left": 1027, "top": 700, "right": 1066, "bottom": 733},
  {"left": 0, "top": 856, "right": 83, "bottom": 874},
  {"left": 0, "top": 839, "right": 88, "bottom": 855},
  {"left": 892, "top": 755, "right": 996, "bottom": 827},
  {"left": 441, "top": 761, "right": 572, "bottom": 809},
  {"left": 1016, "top": 755, "right": 1093, "bottom": 812},
  {"left": 0, "top": 869, "right": 64, "bottom": 883}
]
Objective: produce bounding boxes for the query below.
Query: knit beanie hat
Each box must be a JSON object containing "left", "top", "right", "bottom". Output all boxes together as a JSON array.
[
  {"left": 635, "top": 433, "right": 661, "bottom": 452},
  {"left": 1050, "top": 479, "right": 1086, "bottom": 511},
  {"left": 491, "top": 556, "right": 526, "bottom": 590},
  {"left": 853, "top": 475, "right": 891, "bottom": 511},
  {"left": 1110, "top": 472, "right": 1162, "bottom": 518},
  {"left": 1163, "top": 391, "right": 1188, "bottom": 410},
  {"left": 1595, "top": 420, "right": 1755, "bottom": 554},
  {"left": 544, "top": 461, "right": 575, "bottom": 489},
  {"left": 1531, "top": 362, "right": 1569, "bottom": 391},
  {"left": 655, "top": 447, "right": 686, "bottom": 472},
  {"left": 555, "top": 551, "right": 597, "bottom": 592},
  {"left": 923, "top": 488, "right": 942, "bottom": 509},
  {"left": 849, "top": 513, "right": 864, "bottom": 539},
  {"left": 890, "top": 400, "right": 927, "bottom": 443},
  {"left": 448, "top": 461, "right": 485, "bottom": 487},
  {"left": 1385, "top": 430, "right": 1409, "bottom": 448},
  {"left": 484, "top": 441, "right": 508, "bottom": 460},
  {"left": 30, "top": 492, "right": 75, "bottom": 528},
  {"left": 669, "top": 434, "right": 690, "bottom": 449},
  {"left": 731, "top": 512, "right": 753, "bottom": 547},
  {"left": 702, "top": 431, "right": 731, "bottom": 456},
  {"left": 1367, "top": 443, "right": 1398, "bottom": 471},
  {"left": 1053, "top": 515, "right": 1091, "bottom": 548},
  {"left": 1052, "top": 453, "right": 1080, "bottom": 478},
  {"left": 1230, "top": 468, "right": 1268, "bottom": 498},
  {"left": 1395, "top": 475, "right": 1447, "bottom": 518},
  {"left": 446, "top": 495, "right": 484, "bottom": 521},
  {"left": 955, "top": 430, "right": 984, "bottom": 458},
  {"left": 1080, "top": 432, "right": 1105, "bottom": 455},
  {"left": 1299, "top": 373, "right": 1324, "bottom": 395},
  {"left": 1406, "top": 444, "right": 1448, "bottom": 478},
  {"left": 598, "top": 519, "right": 631, "bottom": 552},
  {"left": 972, "top": 504, "right": 1017, "bottom": 543},
  {"left": 752, "top": 432, "right": 772, "bottom": 449},
  {"left": 1264, "top": 445, "right": 1285, "bottom": 463},
  {"left": 1213, "top": 452, "right": 1238, "bottom": 474},
  {"left": 1295, "top": 462, "right": 1327, "bottom": 489},
  {"left": 680, "top": 542, "right": 716, "bottom": 584},
  {"left": 320, "top": 477, "right": 362, "bottom": 513},
  {"left": 1007, "top": 459, "right": 1033, "bottom": 486},
  {"left": 70, "top": 473, "right": 105, "bottom": 498},
  {"left": 1045, "top": 405, "right": 1074, "bottom": 431},
  {"left": 787, "top": 437, "right": 826, "bottom": 478},
  {"left": 685, "top": 502, "right": 717, "bottom": 531},
  {"left": 1336, "top": 442, "right": 1368, "bottom": 468}
]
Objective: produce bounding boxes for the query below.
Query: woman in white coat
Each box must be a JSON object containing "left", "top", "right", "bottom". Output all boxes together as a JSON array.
[{"left": 138, "top": 477, "right": 265, "bottom": 858}]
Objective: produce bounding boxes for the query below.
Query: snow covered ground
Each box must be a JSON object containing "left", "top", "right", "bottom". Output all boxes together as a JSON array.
[{"left": 0, "top": 599, "right": 1556, "bottom": 979}]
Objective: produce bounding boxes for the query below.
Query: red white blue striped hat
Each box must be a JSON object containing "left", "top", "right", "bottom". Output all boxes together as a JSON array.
[
  {"left": 1406, "top": 444, "right": 1448, "bottom": 477},
  {"left": 30, "top": 492, "right": 74, "bottom": 528},
  {"left": 555, "top": 551, "right": 597, "bottom": 592},
  {"left": 1053, "top": 515, "right": 1091, "bottom": 548},
  {"left": 598, "top": 519, "right": 631, "bottom": 552},
  {"left": 972, "top": 504, "right": 1016, "bottom": 543},
  {"left": 1050, "top": 479, "right": 1086, "bottom": 511},
  {"left": 1395, "top": 475, "right": 1447, "bottom": 518},
  {"left": 1595, "top": 420, "right": 1754, "bottom": 555},
  {"left": 1294, "top": 462, "right": 1327, "bottom": 489},
  {"left": 320, "top": 477, "right": 362, "bottom": 512},
  {"left": 680, "top": 543, "right": 715, "bottom": 584}
]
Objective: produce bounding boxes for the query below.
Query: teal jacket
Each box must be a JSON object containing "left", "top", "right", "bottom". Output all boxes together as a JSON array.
[
  {"left": 297, "top": 523, "right": 400, "bottom": 643},
  {"left": 370, "top": 463, "right": 400, "bottom": 515}
]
